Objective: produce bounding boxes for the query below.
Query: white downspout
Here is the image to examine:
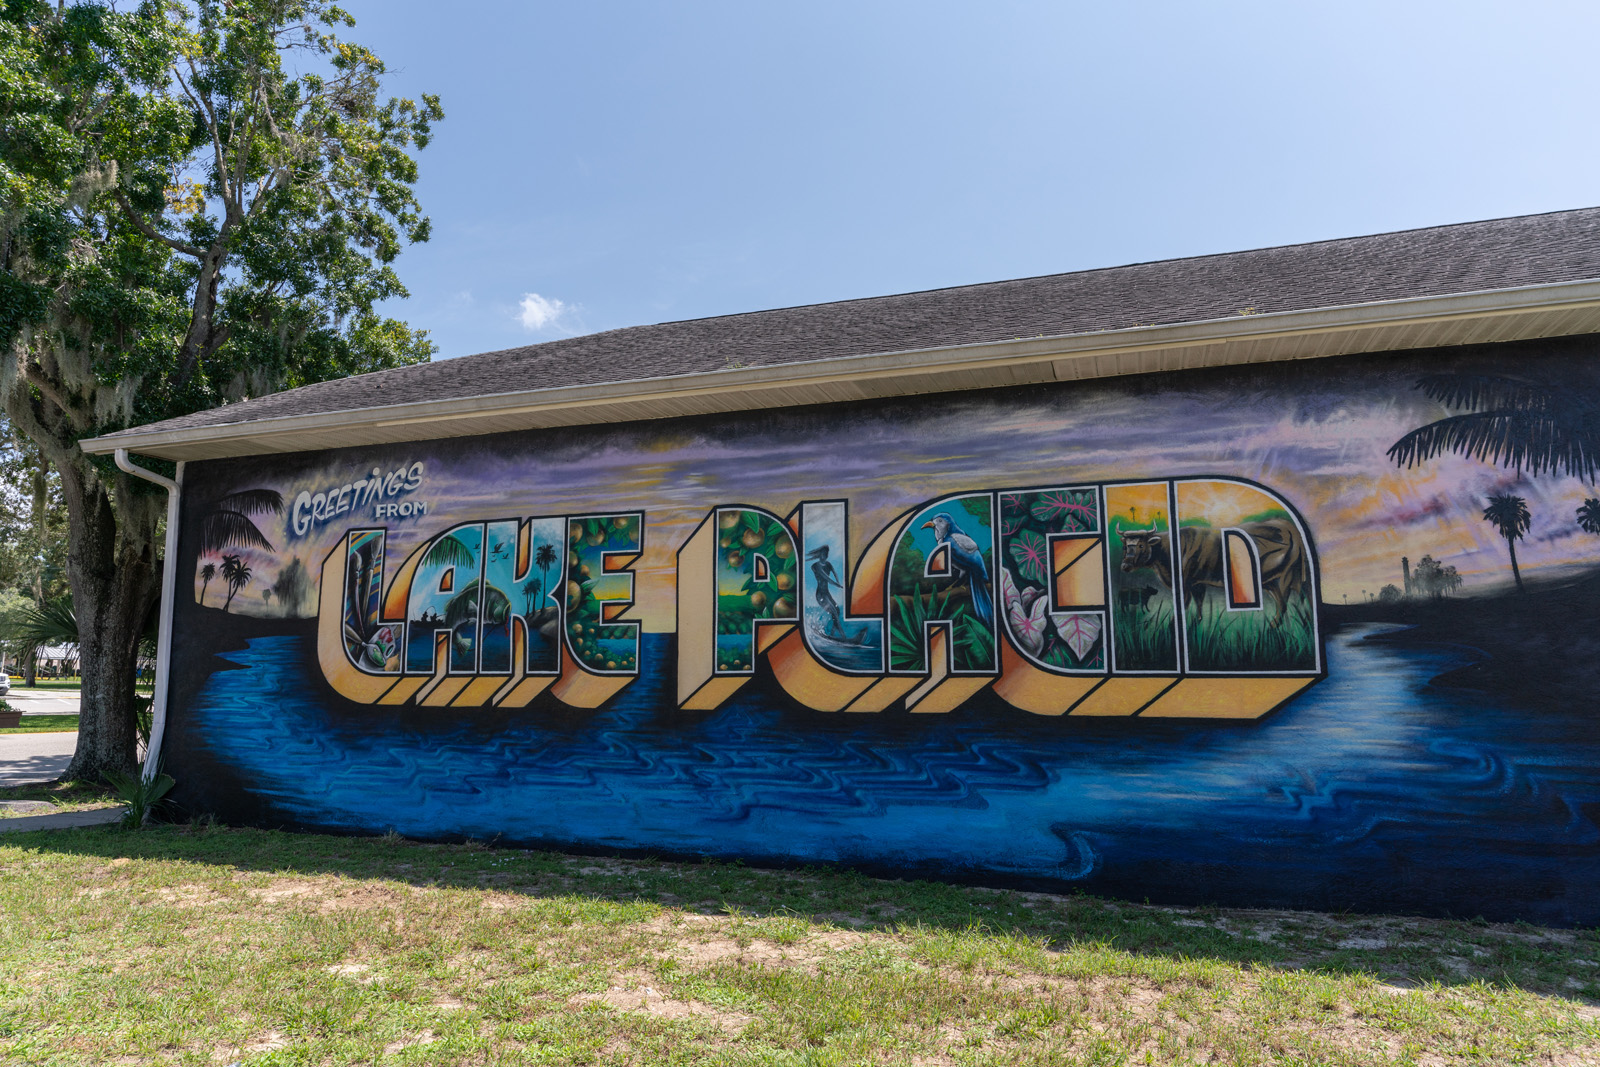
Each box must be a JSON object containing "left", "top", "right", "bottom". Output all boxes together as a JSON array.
[{"left": 114, "top": 449, "right": 184, "bottom": 782}]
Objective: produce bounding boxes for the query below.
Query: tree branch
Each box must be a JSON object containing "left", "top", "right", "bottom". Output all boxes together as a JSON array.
[
  {"left": 112, "top": 192, "right": 205, "bottom": 258},
  {"left": 177, "top": 59, "right": 232, "bottom": 207}
]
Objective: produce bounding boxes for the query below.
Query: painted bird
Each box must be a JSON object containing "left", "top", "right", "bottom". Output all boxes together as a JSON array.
[{"left": 921, "top": 513, "right": 994, "bottom": 627}]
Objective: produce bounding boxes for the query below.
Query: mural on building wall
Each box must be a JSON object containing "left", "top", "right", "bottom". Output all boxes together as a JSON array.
[{"left": 165, "top": 340, "right": 1600, "bottom": 925}]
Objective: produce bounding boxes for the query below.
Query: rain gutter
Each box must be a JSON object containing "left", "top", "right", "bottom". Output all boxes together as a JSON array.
[{"left": 113, "top": 450, "right": 183, "bottom": 783}]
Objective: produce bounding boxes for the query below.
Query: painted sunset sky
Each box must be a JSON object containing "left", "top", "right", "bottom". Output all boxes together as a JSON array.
[{"left": 187, "top": 349, "right": 1600, "bottom": 630}]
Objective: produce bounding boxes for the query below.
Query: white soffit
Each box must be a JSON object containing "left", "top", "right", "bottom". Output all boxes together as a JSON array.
[{"left": 81, "top": 278, "right": 1600, "bottom": 461}]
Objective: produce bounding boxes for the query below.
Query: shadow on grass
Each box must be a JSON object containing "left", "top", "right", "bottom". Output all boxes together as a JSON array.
[{"left": 9, "top": 819, "right": 1599, "bottom": 1006}]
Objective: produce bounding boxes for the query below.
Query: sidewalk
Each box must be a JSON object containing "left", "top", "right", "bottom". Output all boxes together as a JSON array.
[
  {"left": 0, "top": 731, "right": 76, "bottom": 785},
  {"left": 0, "top": 806, "right": 123, "bottom": 832}
]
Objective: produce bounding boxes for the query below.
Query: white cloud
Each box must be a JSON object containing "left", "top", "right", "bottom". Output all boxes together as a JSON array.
[{"left": 517, "top": 292, "right": 567, "bottom": 332}]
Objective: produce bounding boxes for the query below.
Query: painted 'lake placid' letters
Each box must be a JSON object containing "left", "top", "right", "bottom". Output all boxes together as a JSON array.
[{"left": 314, "top": 476, "right": 1322, "bottom": 718}]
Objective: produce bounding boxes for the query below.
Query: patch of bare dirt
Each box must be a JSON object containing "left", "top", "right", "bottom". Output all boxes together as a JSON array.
[
  {"left": 383, "top": 1029, "right": 436, "bottom": 1054},
  {"left": 573, "top": 971, "right": 753, "bottom": 1035},
  {"left": 218, "top": 1030, "right": 288, "bottom": 1059},
  {"left": 326, "top": 963, "right": 380, "bottom": 985},
  {"left": 643, "top": 913, "right": 867, "bottom": 972},
  {"left": 567, "top": 857, "right": 657, "bottom": 877},
  {"left": 153, "top": 884, "right": 222, "bottom": 907}
]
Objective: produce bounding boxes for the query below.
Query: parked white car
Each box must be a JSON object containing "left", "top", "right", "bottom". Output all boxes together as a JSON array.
[{"left": 0, "top": 674, "right": 10, "bottom": 698}]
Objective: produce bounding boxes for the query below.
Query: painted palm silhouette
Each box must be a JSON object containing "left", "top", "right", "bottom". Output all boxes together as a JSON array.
[
  {"left": 221, "top": 555, "right": 253, "bottom": 610},
  {"left": 1388, "top": 369, "right": 1600, "bottom": 481},
  {"left": 199, "top": 563, "right": 216, "bottom": 604},
  {"left": 197, "top": 489, "right": 284, "bottom": 555},
  {"left": 534, "top": 543, "right": 559, "bottom": 612},
  {"left": 1579, "top": 498, "right": 1600, "bottom": 536},
  {"left": 1481, "top": 494, "right": 1532, "bottom": 593}
]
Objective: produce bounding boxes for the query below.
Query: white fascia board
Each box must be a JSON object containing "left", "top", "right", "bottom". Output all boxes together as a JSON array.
[{"left": 79, "top": 277, "right": 1600, "bottom": 460}]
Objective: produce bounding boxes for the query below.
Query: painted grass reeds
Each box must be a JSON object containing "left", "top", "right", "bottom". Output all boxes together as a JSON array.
[
  {"left": 1184, "top": 595, "right": 1318, "bottom": 672},
  {"left": 1112, "top": 598, "right": 1178, "bottom": 671}
]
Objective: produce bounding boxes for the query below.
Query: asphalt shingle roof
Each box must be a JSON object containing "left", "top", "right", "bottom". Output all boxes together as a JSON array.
[{"left": 112, "top": 207, "right": 1600, "bottom": 438}]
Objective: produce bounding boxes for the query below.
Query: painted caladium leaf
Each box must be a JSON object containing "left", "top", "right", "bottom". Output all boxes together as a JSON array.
[
  {"left": 1053, "top": 612, "right": 1102, "bottom": 661},
  {"left": 1008, "top": 528, "right": 1049, "bottom": 584},
  {"left": 998, "top": 565, "right": 1047, "bottom": 655},
  {"left": 1031, "top": 490, "right": 1097, "bottom": 530},
  {"left": 1008, "top": 596, "right": 1049, "bottom": 656}
]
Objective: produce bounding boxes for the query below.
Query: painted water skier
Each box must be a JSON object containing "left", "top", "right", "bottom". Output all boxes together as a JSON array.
[
  {"left": 807, "top": 545, "right": 849, "bottom": 640},
  {"left": 921, "top": 513, "right": 994, "bottom": 626}
]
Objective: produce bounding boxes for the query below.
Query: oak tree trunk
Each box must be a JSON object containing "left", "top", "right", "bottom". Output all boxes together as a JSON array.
[{"left": 58, "top": 458, "right": 161, "bottom": 782}]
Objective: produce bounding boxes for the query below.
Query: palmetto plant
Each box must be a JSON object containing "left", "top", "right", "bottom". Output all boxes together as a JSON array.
[
  {"left": 199, "top": 563, "right": 216, "bottom": 605},
  {"left": 1388, "top": 369, "right": 1600, "bottom": 481},
  {"left": 1579, "top": 498, "right": 1600, "bottom": 536},
  {"left": 1482, "top": 494, "right": 1533, "bottom": 592}
]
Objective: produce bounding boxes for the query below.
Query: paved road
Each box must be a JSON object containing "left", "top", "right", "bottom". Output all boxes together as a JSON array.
[
  {"left": 0, "top": 731, "right": 76, "bottom": 785},
  {"left": 5, "top": 689, "right": 81, "bottom": 716}
]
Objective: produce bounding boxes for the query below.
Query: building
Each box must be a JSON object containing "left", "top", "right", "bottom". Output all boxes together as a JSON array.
[{"left": 84, "top": 208, "right": 1600, "bottom": 924}]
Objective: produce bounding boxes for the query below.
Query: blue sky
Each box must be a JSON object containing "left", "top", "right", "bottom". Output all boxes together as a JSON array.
[{"left": 347, "top": 1, "right": 1600, "bottom": 361}]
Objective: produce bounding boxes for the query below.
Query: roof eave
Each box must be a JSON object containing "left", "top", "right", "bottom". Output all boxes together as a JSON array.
[{"left": 80, "top": 277, "right": 1600, "bottom": 461}]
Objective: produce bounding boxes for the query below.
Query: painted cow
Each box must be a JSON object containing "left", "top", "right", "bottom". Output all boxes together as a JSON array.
[{"left": 1119, "top": 520, "right": 1309, "bottom": 626}]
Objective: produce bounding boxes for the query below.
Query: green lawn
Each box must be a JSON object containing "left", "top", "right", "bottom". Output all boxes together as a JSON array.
[
  {"left": 1, "top": 822, "right": 1596, "bottom": 1065},
  {"left": 0, "top": 713, "right": 78, "bottom": 733}
]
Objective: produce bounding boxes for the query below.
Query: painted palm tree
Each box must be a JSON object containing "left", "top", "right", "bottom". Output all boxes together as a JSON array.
[
  {"left": 1481, "top": 494, "right": 1532, "bottom": 592},
  {"left": 534, "top": 542, "right": 558, "bottom": 610},
  {"left": 1388, "top": 368, "right": 1600, "bottom": 481},
  {"left": 198, "top": 489, "right": 285, "bottom": 555},
  {"left": 1579, "top": 498, "right": 1600, "bottom": 536},
  {"left": 423, "top": 532, "right": 477, "bottom": 571},
  {"left": 199, "top": 563, "right": 216, "bottom": 604},
  {"left": 219, "top": 554, "right": 248, "bottom": 610},
  {"left": 520, "top": 577, "right": 542, "bottom": 616}
]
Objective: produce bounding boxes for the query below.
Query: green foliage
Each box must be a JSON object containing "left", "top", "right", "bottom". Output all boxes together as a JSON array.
[
  {"left": 889, "top": 587, "right": 953, "bottom": 672},
  {"left": 0, "top": 0, "right": 443, "bottom": 775},
  {"left": 712, "top": 511, "right": 795, "bottom": 670},
  {"left": 133, "top": 692, "right": 152, "bottom": 748},
  {"left": 0, "top": 420, "right": 69, "bottom": 603},
  {"left": 566, "top": 516, "right": 640, "bottom": 672},
  {"left": 103, "top": 766, "right": 175, "bottom": 827},
  {"left": 0, "top": 594, "right": 77, "bottom": 647}
]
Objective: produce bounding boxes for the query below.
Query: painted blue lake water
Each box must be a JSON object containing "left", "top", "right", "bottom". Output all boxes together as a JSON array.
[{"left": 174, "top": 624, "right": 1600, "bottom": 924}]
